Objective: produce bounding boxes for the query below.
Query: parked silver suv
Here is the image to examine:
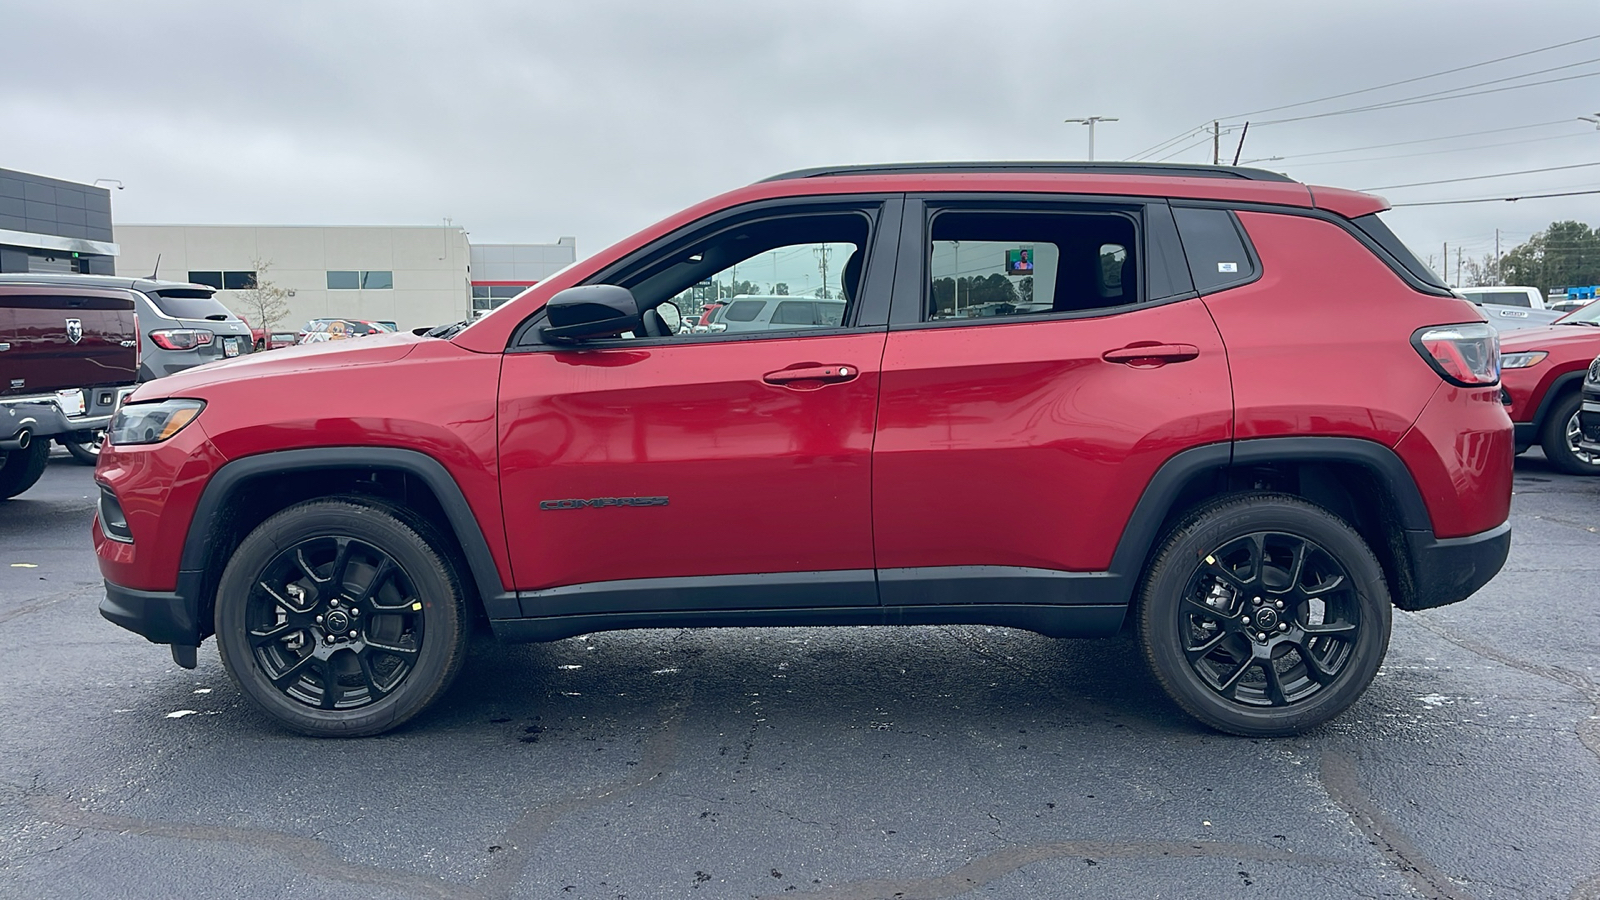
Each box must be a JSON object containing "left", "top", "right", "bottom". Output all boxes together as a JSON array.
[{"left": 0, "top": 274, "right": 254, "bottom": 381}]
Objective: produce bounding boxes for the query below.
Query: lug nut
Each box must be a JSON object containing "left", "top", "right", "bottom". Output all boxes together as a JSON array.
[
  {"left": 1252, "top": 597, "right": 1262, "bottom": 606},
  {"left": 1278, "top": 623, "right": 1289, "bottom": 632},
  {"left": 1257, "top": 632, "right": 1268, "bottom": 641},
  {"left": 1242, "top": 617, "right": 1251, "bottom": 626},
  {"left": 325, "top": 635, "right": 335, "bottom": 645},
  {"left": 315, "top": 615, "right": 324, "bottom": 624},
  {"left": 1274, "top": 600, "right": 1284, "bottom": 609},
  {"left": 329, "top": 598, "right": 339, "bottom": 607},
  {"left": 348, "top": 630, "right": 358, "bottom": 638},
  {"left": 350, "top": 607, "right": 359, "bottom": 616}
]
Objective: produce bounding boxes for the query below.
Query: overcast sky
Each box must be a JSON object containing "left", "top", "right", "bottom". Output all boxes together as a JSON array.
[{"left": 4, "top": 0, "right": 1599, "bottom": 281}]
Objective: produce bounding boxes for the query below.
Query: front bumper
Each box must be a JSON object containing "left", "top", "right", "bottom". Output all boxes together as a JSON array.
[
  {"left": 1580, "top": 388, "right": 1600, "bottom": 453},
  {"left": 1399, "top": 519, "right": 1512, "bottom": 611},
  {"left": 99, "top": 573, "right": 205, "bottom": 668}
]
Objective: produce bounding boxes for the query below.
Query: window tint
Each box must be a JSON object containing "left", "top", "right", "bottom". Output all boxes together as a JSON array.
[
  {"left": 927, "top": 210, "right": 1138, "bottom": 320},
  {"left": 1171, "top": 207, "right": 1257, "bottom": 294},
  {"left": 361, "top": 270, "right": 393, "bottom": 289},
  {"left": 1351, "top": 212, "right": 1449, "bottom": 292},
  {"left": 589, "top": 209, "right": 871, "bottom": 341},
  {"left": 327, "top": 270, "right": 359, "bottom": 290},
  {"left": 188, "top": 271, "right": 223, "bottom": 289},
  {"left": 722, "top": 300, "right": 766, "bottom": 322},
  {"left": 223, "top": 270, "right": 258, "bottom": 290}
]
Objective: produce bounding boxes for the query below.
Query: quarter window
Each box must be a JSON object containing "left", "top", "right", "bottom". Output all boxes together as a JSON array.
[{"left": 1171, "top": 207, "right": 1257, "bottom": 294}]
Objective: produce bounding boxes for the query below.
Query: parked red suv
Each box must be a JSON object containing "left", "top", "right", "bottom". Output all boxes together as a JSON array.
[
  {"left": 1497, "top": 301, "right": 1600, "bottom": 475},
  {"left": 94, "top": 162, "right": 1512, "bottom": 738}
]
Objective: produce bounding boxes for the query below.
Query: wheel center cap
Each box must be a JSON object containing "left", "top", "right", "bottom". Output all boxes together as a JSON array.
[
  {"left": 324, "top": 609, "right": 350, "bottom": 633},
  {"left": 1254, "top": 607, "right": 1279, "bottom": 631}
]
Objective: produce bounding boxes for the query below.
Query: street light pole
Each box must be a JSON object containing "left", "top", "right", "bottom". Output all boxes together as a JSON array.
[{"left": 1064, "top": 116, "right": 1119, "bottom": 161}]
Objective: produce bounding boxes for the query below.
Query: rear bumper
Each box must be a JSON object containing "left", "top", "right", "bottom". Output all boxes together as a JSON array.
[
  {"left": 1399, "top": 519, "right": 1511, "bottom": 611},
  {"left": 1, "top": 386, "right": 133, "bottom": 442}
]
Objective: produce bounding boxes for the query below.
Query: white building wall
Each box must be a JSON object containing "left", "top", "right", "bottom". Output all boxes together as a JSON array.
[{"left": 115, "top": 225, "right": 474, "bottom": 332}]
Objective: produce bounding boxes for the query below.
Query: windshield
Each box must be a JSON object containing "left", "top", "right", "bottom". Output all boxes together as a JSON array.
[
  {"left": 1558, "top": 299, "right": 1600, "bottom": 326},
  {"left": 144, "top": 288, "right": 237, "bottom": 321}
]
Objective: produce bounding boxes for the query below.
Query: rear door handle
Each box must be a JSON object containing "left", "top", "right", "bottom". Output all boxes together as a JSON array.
[
  {"left": 763, "top": 364, "right": 859, "bottom": 385},
  {"left": 1101, "top": 343, "right": 1200, "bottom": 366}
]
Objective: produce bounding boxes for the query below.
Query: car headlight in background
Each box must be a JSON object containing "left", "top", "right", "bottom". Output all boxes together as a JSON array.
[
  {"left": 1588, "top": 357, "right": 1600, "bottom": 384},
  {"left": 1499, "top": 351, "right": 1548, "bottom": 369},
  {"left": 108, "top": 399, "right": 206, "bottom": 446}
]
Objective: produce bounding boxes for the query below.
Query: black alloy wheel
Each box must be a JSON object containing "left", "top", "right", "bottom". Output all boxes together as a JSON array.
[
  {"left": 1139, "top": 493, "right": 1391, "bottom": 736},
  {"left": 215, "top": 497, "right": 467, "bottom": 737}
]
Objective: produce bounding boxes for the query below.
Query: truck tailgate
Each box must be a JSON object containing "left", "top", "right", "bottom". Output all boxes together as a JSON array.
[{"left": 1, "top": 286, "right": 138, "bottom": 397}]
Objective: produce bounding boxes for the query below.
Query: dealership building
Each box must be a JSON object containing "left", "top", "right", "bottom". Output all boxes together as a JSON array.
[
  {"left": 0, "top": 167, "right": 119, "bottom": 275},
  {"left": 116, "top": 226, "right": 577, "bottom": 332}
]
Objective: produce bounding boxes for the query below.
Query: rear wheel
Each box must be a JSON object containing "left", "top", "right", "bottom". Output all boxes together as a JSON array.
[
  {"left": 1138, "top": 493, "right": 1391, "bottom": 736},
  {"left": 0, "top": 440, "right": 51, "bottom": 499},
  {"left": 1540, "top": 392, "right": 1600, "bottom": 476},
  {"left": 215, "top": 497, "right": 468, "bottom": 737}
]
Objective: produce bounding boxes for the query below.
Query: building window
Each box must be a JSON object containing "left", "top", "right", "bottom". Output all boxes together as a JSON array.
[
  {"left": 471, "top": 283, "right": 532, "bottom": 311},
  {"left": 327, "top": 270, "right": 392, "bottom": 290},
  {"left": 189, "top": 270, "right": 256, "bottom": 290}
]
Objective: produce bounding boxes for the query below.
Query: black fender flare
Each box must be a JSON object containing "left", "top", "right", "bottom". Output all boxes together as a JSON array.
[
  {"left": 178, "top": 447, "right": 512, "bottom": 624},
  {"left": 1530, "top": 372, "right": 1587, "bottom": 430}
]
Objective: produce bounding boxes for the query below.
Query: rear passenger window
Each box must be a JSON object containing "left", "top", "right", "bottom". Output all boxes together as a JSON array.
[
  {"left": 722, "top": 300, "right": 765, "bottom": 322},
  {"left": 926, "top": 210, "right": 1140, "bottom": 320},
  {"left": 1171, "top": 207, "right": 1258, "bottom": 294}
]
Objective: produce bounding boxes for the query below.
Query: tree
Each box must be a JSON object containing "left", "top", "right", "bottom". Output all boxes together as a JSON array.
[
  {"left": 231, "top": 258, "right": 292, "bottom": 345},
  {"left": 1500, "top": 221, "right": 1600, "bottom": 296},
  {"left": 774, "top": 283, "right": 789, "bottom": 295}
]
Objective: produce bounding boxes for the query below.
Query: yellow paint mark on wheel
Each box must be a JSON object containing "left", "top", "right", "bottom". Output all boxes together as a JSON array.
[
  {"left": 411, "top": 602, "right": 423, "bottom": 611},
  {"left": 1204, "top": 555, "right": 1215, "bottom": 565}
]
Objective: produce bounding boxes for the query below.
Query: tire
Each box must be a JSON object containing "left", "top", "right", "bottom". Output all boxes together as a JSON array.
[
  {"left": 0, "top": 440, "right": 51, "bottom": 500},
  {"left": 1137, "top": 493, "right": 1392, "bottom": 737},
  {"left": 1539, "top": 391, "right": 1600, "bottom": 476},
  {"left": 215, "top": 496, "right": 469, "bottom": 737},
  {"left": 60, "top": 430, "right": 105, "bottom": 466}
]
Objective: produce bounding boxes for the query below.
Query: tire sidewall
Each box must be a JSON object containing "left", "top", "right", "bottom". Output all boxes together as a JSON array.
[
  {"left": 215, "top": 499, "right": 465, "bottom": 737},
  {"left": 1139, "top": 495, "right": 1392, "bottom": 737},
  {"left": 1541, "top": 392, "right": 1600, "bottom": 475}
]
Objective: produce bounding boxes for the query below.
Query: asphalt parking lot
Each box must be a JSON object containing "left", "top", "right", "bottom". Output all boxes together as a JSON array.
[{"left": 1, "top": 450, "right": 1596, "bottom": 900}]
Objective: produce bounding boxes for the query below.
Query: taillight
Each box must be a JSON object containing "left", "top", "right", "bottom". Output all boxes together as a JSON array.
[
  {"left": 1411, "top": 323, "right": 1499, "bottom": 387},
  {"left": 148, "top": 329, "right": 214, "bottom": 351}
]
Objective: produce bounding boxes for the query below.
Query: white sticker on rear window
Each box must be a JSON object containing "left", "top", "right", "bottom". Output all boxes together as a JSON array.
[{"left": 1217, "top": 262, "right": 1239, "bottom": 273}]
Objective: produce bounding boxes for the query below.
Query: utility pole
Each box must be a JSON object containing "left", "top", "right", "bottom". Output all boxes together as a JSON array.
[
  {"left": 1443, "top": 242, "right": 1449, "bottom": 286},
  {"left": 814, "top": 246, "right": 832, "bottom": 299},
  {"left": 1213, "top": 121, "right": 1220, "bottom": 165},
  {"left": 1458, "top": 245, "right": 1464, "bottom": 286},
  {"left": 1495, "top": 228, "right": 1501, "bottom": 284},
  {"left": 1064, "top": 116, "right": 1118, "bottom": 161}
]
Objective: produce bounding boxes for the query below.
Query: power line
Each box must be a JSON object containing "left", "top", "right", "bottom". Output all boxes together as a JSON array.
[
  {"left": 1391, "top": 187, "right": 1600, "bottom": 207},
  {"left": 1286, "top": 131, "right": 1595, "bottom": 168},
  {"left": 1363, "top": 160, "right": 1600, "bottom": 191},
  {"left": 1226, "top": 33, "right": 1600, "bottom": 118},
  {"left": 1254, "top": 119, "right": 1577, "bottom": 161},
  {"left": 1252, "top": 66, "right": 1600, "bottom": 127}
]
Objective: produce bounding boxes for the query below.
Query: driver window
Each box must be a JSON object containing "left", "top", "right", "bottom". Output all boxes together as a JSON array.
[{"left": 615, "top": 211, "right": 871, "bottom": 338}]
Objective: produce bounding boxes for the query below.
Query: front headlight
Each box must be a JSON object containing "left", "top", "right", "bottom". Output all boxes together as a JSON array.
[
  {"left": 1500, "top": 351, "right": 1548, "bottom": 369},
  {"left": 108, "top": 399, "right": 205, "bottom": 446}
]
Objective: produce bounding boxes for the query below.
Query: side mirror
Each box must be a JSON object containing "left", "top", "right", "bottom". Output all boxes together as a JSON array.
[{"left": 542, "top": 285, "right": 641, "bottom": 343}]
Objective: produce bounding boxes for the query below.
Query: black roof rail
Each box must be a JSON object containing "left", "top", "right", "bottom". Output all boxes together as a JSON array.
[{"left": 759, "top": 161, "right": 1297, "bottom": 183}]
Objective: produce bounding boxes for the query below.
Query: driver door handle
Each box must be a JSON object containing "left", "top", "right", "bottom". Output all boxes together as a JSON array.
[
  {"left": 763, "top": 364, "right": 859, "bottom": 385},
  {"left": 1101, "top": 343, "right": 1200, "bottom": 366}
]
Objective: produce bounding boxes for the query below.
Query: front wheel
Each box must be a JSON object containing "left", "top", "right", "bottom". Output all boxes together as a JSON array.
[
  {"left": 1540, "top": 392, "right": 1600, "bottom": 476},
  {"left": 1138, "top": 493, "right": 1391, "bottom": 737},
  {"left": 215, "top": 497, "right": 469, "bottom": 737},
  {"left": 0, "top": 440, "right": 51, "bottom": 500},
  {"left": 59, "top": 430, "right": 105, "bottom": 465}
]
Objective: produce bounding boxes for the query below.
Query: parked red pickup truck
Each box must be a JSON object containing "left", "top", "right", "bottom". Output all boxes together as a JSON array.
[{"left": 1, "top": 283, "right": 139, "bottom": 498}]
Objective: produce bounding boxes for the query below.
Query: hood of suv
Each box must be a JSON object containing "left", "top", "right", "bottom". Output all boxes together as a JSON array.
[
  {"left": 129, "top": 331, "right": 424, "bottom": 401},
  {"left": 1497, "top": 324, "right": 1600, "bottom": 353}
]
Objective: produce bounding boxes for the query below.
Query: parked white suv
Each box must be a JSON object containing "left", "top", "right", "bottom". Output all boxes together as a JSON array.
[{"left": 702, "top": 296, "right": 847, "bottom": 333}]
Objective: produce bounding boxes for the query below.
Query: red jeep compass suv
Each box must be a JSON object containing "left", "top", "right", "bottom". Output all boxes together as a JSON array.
[{"left": 94, "top": 162, "right": 1512, "bottom": 738}]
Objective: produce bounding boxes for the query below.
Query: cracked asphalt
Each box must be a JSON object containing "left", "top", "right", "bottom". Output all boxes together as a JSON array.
[{"left": 1, "top": 450, "right": 1597, "bottom": 900}]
